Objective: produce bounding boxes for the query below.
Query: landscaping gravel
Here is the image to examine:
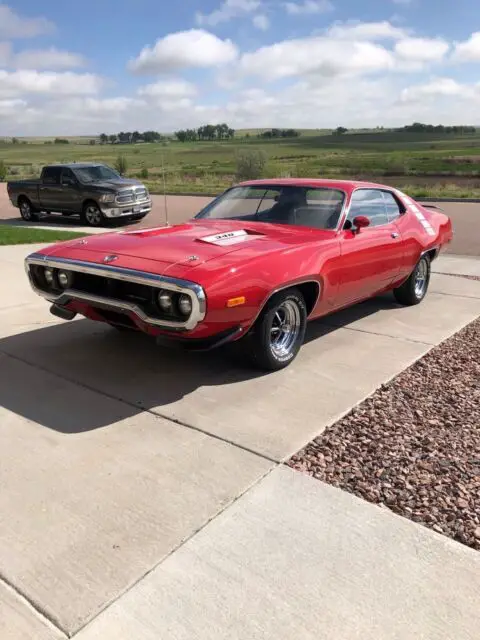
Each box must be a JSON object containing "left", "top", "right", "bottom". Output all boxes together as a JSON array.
[{"left": 288, "top": 317, "right": 480, "bottom": 551}]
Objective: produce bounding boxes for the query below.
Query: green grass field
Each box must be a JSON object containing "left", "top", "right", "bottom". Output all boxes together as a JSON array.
[
  {"left": 3, "top": 129, "right": 480, "bottom": 198},
  {"left": 0, "top": 225, "right": 88, "bottom": 246}
]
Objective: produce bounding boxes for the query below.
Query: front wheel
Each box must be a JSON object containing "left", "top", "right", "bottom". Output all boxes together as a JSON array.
[
  {"left": 244, "top": 288, "right": 307, "bottom": 371},
  {"left": 81, "top": 201, "right": 106, "bottom": 227},
  {"left": 393, "top": 254, "right": 431, "bottom": 306}
]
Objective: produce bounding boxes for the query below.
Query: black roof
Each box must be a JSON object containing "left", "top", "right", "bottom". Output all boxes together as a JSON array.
[{"left": 45, "top": 162, "right": 106, "bottom": 169}]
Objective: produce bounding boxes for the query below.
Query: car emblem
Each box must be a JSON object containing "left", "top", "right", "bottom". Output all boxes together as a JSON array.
[{"left": 103, "top": 255, "right": 118, "bottom": 264}]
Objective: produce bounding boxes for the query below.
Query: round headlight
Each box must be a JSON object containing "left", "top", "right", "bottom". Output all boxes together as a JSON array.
[
  {"left": 157, "top": 291, "right": 173, "bottom": 311},
  {"left": 57, "top": 270, "right": 72, "bottom": 289},
  {"left": 178, "top": 294, "right": 192, "bottom": 316},
  {"left": 44, "top": 268, "right": 54, "bottom": 285}
]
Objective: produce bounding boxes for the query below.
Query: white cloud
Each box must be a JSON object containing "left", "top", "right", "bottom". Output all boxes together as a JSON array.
[
  {"left": 284, "top": 0, "right": 334, "bottom": 15},
  {"left": 138, "top": 79, "right": 197, "bottom": 98},
  {"left": 12, "top": 47, "right": 86, "bottom": 70},
  {"left": 0, "top": 4, "right": 55, "bottom": 39},
  {"left": 400, "top": 78, "right": 477, "bottom": 102},
  {"left": 327, "top": 20, "right": 407, "bottom": 40},
  {"left": 196, "top": 0, "right": 260, "bottom": 26},
  {"left": 0, "top": 70, "right": 102, "bottom": 98},
  {"left": 452, "top": 32, "right": 480, "bottom": 62},
  {"left": 253, "top": 14, "right": 269, "bottom": 30},
  {"left": 394, "top": 37, "right": 449, "bottom": 63},
  {"left": 129, "top": 29, "right": 238, "bottom": 74},
  {"left": 239, "top": 36, "right": 394, "bottom": 80}
]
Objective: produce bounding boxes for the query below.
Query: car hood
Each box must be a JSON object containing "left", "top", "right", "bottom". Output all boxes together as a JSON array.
[
  {"left": 85, "top": 178, "right": 142, "bottom": 190},
  {"left": 44, "top": 219, "right": 334, "bottom": 276}
]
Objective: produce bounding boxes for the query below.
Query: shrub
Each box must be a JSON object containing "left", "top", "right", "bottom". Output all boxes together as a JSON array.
[
  {"left": 114, "top": 154, "right": 128, "bottom": 176},
  {"left": 235, "top": 149, "right": 267, "bottom": 181},
  {"left": 0, "top": 161, "right": 7, "bottom": 181},
  {"left": 140, "top": 165, "right": 149, "bottom": 179}
]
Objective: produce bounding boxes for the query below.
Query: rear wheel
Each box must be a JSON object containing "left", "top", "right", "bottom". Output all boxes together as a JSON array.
[
  {"left": 18, "top": 197, "right": 38, "bottom": 222},
  {"left": 393, "top": 254, "right": 431, "bottom": 306},
  {"left": 81, "top": 201, "right": 106, "bottom": 227},
  {"left": 243, "top": 288, "right": 307, "bottom": 371}
]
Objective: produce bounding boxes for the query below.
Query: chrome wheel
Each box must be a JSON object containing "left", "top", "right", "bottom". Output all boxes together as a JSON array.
[
  {"left": 85, "top": 204, "right": 102, "bottom": 226},
  {"left": 269, "top": 299, "right": 301, "bottom": 360},
  {"left": 20, "top": 200, "right": 32, "bottom": 220},
  {"left": 414, "top": 258, "right": 428, "bottom": 298}
]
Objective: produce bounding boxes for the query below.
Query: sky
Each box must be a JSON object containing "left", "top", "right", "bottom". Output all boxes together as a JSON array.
[{"left": 1, "top": 0, "right": 480, "bottom": 135}]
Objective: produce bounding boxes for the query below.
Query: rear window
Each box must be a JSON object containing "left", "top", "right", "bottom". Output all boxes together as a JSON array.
[{"left": 42, "top": 167, "right": 61, "bottom": 185}]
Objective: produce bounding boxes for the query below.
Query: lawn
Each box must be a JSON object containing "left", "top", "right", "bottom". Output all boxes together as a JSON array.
[
  {"left": 3, "top": 129, "right": 480, "bottom": 198},
  {"left": 0, "top": 225, "right": 88, "bottom": 245}
]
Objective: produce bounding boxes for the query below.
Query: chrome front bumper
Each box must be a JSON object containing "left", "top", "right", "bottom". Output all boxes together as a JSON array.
[
  {"left": 25, "top": 253, "right": 206, "bottom": 332},
  {"left": 101, "top": 199, "right": 152, "bottom": 218}
]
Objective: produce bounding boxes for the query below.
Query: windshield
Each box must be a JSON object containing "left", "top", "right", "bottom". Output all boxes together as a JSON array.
[
  {"left": 73, "top": 165, "right": 120, "bottom": 183},
  {"left": 195, "top": 185, "right": 345, "bottom": 230}
]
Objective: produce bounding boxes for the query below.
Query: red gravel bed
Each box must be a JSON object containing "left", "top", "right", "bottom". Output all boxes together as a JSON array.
[
  {"left": 435, "top": 272, "right": 480, "bottom": 281},
  {"left": 288, "top": 317, "right": 480, "bottom": 551}
]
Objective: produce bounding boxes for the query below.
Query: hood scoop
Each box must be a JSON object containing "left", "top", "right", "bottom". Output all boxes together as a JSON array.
[{"left": 197, "top": 228, "right": 264, "bottom": 247}]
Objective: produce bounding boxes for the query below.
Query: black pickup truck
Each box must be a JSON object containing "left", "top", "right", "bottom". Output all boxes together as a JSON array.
[{"left": 7, "top": 163, "right": 152, "bottom": 227}]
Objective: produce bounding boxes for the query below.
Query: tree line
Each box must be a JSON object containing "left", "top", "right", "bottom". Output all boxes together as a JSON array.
[
  {"left": 256, "top": 128, "right": 300, "bottom": 138},
  {"left": 98, "top": 131, "right": 163, "bottom": 144},
  {"left": 398, "top": 122, "right": 476, "bottom": 134},
  {"left": 174, "top": 123, "right": 235, "bottom": 142}
]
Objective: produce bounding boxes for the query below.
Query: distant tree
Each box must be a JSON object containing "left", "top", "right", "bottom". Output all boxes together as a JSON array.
[
  {"left": 114, "top": 154, "right": 128, "bottom": 175},
  {"left": 334, "top": 127, "right": 348, "bottom": 136},
  {"left": 175, "top": 129, "right": 188, "bottom": 142},
  {"left": 89, "top": 139, "right": 96, "bottom": 145},
  {"left": 54, "top": 137, "right": 69, "bottom": 144},
  {"left": 227, "top": 128, "right": 235, "bottom": 139},
  {"left": 131, "top": 130, "right": 141, "bottom": 143},
  {"left": 0, "top": 160, "right": 7, "bottom": 182},
  {"left": 109, "top": 134, "right": 117, "bottom": 144},
  {"left": 11, "top": 137, "right": 19, "bottom": 144},
  {"left": 142, "top": 130, "right": 161, "bottom": 142},
  {"left": 235, "top": 149, "right": 267, "bottom": 181},
  {"left": 99, "top": 133, "right": 108, "bottom": 144}
]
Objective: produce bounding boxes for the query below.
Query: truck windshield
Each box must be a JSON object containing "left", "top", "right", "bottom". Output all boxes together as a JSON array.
[
  {"left": 195, "top": 185, "right": 346, "bottom": 230},
  {"left": 73, "top": 165, "right": 120, "bottom": 183}
]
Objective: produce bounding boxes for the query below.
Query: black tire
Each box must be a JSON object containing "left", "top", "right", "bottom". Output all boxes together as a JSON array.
[
  {"left": 18, "top": 197, "right": 39, "bottom": 222},
  {"left": 81, "top": 201, "right": 107, "bottom": 227},
  {"left": 393, "top": 254, "right": 431, "bottom": 306},
  {"left": 243, "top": 287, "right": 307, "bottom": 371}
]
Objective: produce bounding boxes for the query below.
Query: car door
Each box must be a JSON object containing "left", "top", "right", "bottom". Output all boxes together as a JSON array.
[
  {"left": 382, "top": 190, "right": 420, "bottom": 280},
  {"left": 58, "top": 168, "right": 81, "bottom": 212},
  {"left": 38, "top": 166, "right": 62, "bottom": 211},
  {"left": 335, "top": 188, "right": 404, "bottom": 306}
]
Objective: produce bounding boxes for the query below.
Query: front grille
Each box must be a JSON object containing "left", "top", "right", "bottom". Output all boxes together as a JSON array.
[
  {"left": 29, "top": 265, "right": 191, "bottom": 323},
  {"left": 116, "top": 186, "right": 149, "bottom": 205}
]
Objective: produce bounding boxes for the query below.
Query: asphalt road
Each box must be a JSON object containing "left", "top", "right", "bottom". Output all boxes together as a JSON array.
[{"left": 1, "top": 185, "right": 478, "bottom": 256}]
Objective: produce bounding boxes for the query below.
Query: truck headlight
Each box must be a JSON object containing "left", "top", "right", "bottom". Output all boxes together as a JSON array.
[{"left": 100, "top": 194, "right": 115, "bottom": 203}]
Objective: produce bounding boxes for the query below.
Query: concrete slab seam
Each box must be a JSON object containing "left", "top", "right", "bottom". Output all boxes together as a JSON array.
[
  {"left": 0, "top": 350, "right": 278, "bottom": 464},
  {"left": 69, "top": 464, "right": 277, "bottom": 638},
  {"left": 0, "top": 572, "right": 68, "bottom": 639},
  {"left": 318, "top": 322, "right": 435, "bottom": 346}
]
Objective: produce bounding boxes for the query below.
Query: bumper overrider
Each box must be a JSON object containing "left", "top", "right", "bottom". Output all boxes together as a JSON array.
[{"left": 25, "top": 252, "right": 207, "bottom": 333}]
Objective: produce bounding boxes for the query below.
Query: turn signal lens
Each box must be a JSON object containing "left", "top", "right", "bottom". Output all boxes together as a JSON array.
[{"left": 226, "top": 296, "right": 246, "bottom": 308}]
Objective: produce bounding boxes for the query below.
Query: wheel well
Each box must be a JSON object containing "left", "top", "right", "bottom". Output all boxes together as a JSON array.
[
  {"left": 82, "top": 198, "right": 98, "bottom": 211},
  {"left": 426, "top": 248, "right": 438, "bottom": 262},
  {"left": 259, "top": 281, "right": 320, "bottom": 319},
  {"left": 17, "top": 194, "right": 30, "bottom": 206}
]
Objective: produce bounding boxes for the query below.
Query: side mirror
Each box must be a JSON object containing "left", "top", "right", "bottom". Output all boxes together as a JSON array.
[{"left": 353, "top": 215, "right": 370, "bottom": 231}]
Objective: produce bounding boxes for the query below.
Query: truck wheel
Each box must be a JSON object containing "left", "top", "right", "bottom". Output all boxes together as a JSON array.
[
  {"left": 393, "top": 254, "right": 431, "bottom": 306},
  {"left": 81, "top": 201, "right": 106, "bottom": 227},
  {"left": 244, "top": 287, "right": 307, "bottom": 371},
  {"left": 18, "top": 197, "right": 38, "bottom": 222}
]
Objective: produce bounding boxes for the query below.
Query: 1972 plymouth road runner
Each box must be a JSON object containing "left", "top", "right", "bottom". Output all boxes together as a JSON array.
[{"left": 25, "top": 179, "right": 453, "bottom": 370}]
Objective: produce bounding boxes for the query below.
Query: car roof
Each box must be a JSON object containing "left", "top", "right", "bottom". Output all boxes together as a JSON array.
[
  {"left": 45, "top": 163, "right": 106, "bottom": 169},
  {"left": 236, "top": 178, "right": 399, "bottom": 193}
]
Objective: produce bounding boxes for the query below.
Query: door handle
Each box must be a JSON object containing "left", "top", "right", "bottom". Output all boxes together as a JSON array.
[{"left": 391, "top": 232, "right": 399, "bottom": 239}]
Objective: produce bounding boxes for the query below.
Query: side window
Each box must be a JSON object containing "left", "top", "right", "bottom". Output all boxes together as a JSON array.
[
  {"left": 348, "top": 189, "right": 388, "bottom": 227},
  {"left": 60, "top": 168, "right": 75, "bottom": 184},
  {"left": 42, "top": 167, "right": 61, "bottom": 185},
  {"left": 382, "top": 191, "right": 404, "bottom": 222}
]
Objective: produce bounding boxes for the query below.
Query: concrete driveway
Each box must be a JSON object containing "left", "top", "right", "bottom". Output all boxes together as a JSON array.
[{"left": 1, "top": 243, "right": 480, "bottom": 639}]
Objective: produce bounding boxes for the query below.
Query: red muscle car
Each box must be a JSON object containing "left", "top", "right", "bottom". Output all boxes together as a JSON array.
[{"left": 25, "top": 179, "right": 453, "bottom": 370}]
